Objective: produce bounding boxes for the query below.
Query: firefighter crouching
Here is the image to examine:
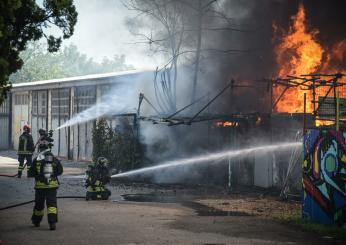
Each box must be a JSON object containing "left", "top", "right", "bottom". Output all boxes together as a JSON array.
[
  {"left": 17, "top": 124, "right": 34, "bottom": 178},
  {"left": 28, "top": 134, "right": 63, "bottom": 230},
  {"left": 85, "top": 157, "right": 111, "bottom": 200}
]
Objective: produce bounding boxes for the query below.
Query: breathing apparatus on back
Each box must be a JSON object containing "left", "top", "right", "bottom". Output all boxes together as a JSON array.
[{"left": 36, "top": 130, "right": 55, "bottom": 183}]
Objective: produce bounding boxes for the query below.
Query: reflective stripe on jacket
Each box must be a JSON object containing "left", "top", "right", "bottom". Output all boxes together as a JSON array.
[
  {"left": 18, "top": 133, "right": 34, "bottom": 155},
  {"left": 35, "top": 179, "right": 60, "bottom": 189},
  {"left": 29, "top": 157, "right": 63, "bottom": 189}
]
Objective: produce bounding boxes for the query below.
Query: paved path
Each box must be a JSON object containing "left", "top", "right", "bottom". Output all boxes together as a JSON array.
[{"left": 0, "top": 151, "right": 343, "bottom": 245}]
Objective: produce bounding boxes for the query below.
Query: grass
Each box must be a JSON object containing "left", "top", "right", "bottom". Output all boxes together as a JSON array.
[{"left": 275, "top": 211, "right": 346, "bottom": 240}]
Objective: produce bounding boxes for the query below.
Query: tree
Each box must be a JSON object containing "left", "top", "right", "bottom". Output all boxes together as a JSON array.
[
  {"left": 9, "top": 42, "right": 65, "bottom": 82},
  {"left": 9, "top": 42, "right": 134, "bottom": 83},
  {"left": 125, "top": 0, "right": 247, "bottom": 111},
  {"left": 125, "top": 0, "right": 187, "bottom": 114},
  {"left": 0, "top": 0, "right": 78, "bottom": 104}
]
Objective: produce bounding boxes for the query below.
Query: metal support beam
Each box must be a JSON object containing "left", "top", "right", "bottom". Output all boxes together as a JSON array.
[{"left": 188, "top": 82, "right": 232, "bottom": 124}]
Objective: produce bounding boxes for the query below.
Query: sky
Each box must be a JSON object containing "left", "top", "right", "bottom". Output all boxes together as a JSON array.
[{"left": 61, "top": 0, "right": 164, "bottom": 69}]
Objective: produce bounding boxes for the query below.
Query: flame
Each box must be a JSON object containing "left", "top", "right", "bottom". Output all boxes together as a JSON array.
[
  {"left": 273, "top": 4, "right": 346, "bottom": 127},
  {"left": 255, "top": 116, "right": 262, "bottom": 127},
  {"left": 215, "top": 121, "right": 239, "bottom": 128},
  {"left": 274, "top": 4, "right": 323, "bottom": 113}
]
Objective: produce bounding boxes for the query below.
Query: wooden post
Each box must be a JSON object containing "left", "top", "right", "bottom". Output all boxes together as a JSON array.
[
  {"left": 333, "top": 83, "right": 338, "bottom": 130},
  {"left": 336, "top": 92, "right": 340, "bottom": 131},
  {"left": 312, "top": 80, "right": 316, "bottom": 122},
  {"left": 303, "top": 93, "right": 307, "bottom": 134}
]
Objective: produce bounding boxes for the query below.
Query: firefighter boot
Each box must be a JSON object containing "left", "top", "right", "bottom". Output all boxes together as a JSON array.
[
  {"left": 49, "top": 223, "right": 56, "bottom": 230},
  {"left": 17, "top": 171, "right": 22, "bottom": 178},
  {"left": 32, "top": 221, "right": 40, "bottom": 227}
]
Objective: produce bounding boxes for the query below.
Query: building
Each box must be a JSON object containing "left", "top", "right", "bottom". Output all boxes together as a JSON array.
[
  {"left": 0, "top": 70, "right": 305, "bottom": 192},
  {"left": 0, "top": 70, "right": 152, "bottom": 161}
]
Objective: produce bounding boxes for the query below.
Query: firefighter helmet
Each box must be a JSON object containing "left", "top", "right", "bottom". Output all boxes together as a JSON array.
[
  {"left": 97, "top": 157, "right": 109, "bottom": 167},
  {"left": 38, "top": 128, "right": 47, "bottom": 136},
  {"left": 23, "top": 124, "right": 31, "bottom": 133}
]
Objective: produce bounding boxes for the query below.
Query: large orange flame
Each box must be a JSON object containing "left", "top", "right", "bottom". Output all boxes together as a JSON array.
[
  {"left": 274, "top": 5, "right": 323, "bottom": 113},
  {"left": 273, "top": 4, "right": 345, "bottom": 115}
]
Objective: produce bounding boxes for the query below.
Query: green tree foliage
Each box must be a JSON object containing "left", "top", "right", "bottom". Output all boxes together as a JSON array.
[
  {"left": 92, "top": 118, "right": 110, "bottom": 163},
  {"left": 0, "top": 0, "right": 78, "bottom": 104},
  {"left": 92, "top": 118, "right": 136, "bottom": 172},
  {"left": 9, "top": 42, "right": 134, "bottom": 83},
  {"left": 9, "top": 42, "right": 65, "bottom": 82}
]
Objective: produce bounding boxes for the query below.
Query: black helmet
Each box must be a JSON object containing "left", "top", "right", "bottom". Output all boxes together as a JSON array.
[
  {"left": 39, "top": 128, "right": 47, "bottom": 136},
  {"left": 38, "top": 129, "right": 54, "bottom": 151},
  {"left": 97, "top": 157, "right": 108, "bottom": 167}
]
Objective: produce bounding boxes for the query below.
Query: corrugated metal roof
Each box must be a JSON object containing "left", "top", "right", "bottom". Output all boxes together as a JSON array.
[{"left": 11, "top": 69, "right": 151, "bottom": 90}]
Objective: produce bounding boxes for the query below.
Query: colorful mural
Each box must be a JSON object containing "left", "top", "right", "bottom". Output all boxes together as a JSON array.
[{"left": 303, "top": 129, "right": 346, "bottom": 227}]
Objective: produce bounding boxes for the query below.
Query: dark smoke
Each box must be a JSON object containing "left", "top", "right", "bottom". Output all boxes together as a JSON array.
[
  {"left": 195, "top": 0, "right": 345, "bottom": 114},
  {"left": 129, "top": 0, "right": 344, "bottom": 184}
]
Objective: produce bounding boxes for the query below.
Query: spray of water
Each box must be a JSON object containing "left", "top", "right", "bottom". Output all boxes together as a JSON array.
[
  {"left": 56, "top": 99, "right": 127, "bottom": 130},
  {"left": 111, "top": 141, "right": 301, "bottom": 178},
  {"left": 56, "top": 87, "right": 134, "bottom": 131}
]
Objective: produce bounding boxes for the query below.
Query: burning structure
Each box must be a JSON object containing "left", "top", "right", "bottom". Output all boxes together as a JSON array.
[{"left": 1, "top": 1, "right": 345, "bottom": 201}]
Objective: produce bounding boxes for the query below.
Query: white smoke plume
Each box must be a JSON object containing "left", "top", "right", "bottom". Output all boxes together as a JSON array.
[{"left": 56, "top": 72, "right": 155, "bottom": 130}]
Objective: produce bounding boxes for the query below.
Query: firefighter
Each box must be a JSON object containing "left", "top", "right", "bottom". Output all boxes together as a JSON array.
[
  {"left": 17, "top": 124, "right": 34, "bottom": 178},
  {"left": 29, "top": 138, "right": 63, "bottom": 230},
  {"left": 34, "top": 128, "right": 49, "bottom": 152},
  {"left": 85, "top": 157, "right": 111, "bottom": 200}
]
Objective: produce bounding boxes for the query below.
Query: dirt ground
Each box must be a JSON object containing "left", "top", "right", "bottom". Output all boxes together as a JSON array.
[
  {"left": 197, "top": 193, "right": 301, "bottom": 219},
  {"left": 0, "top": 151, "right": 344, "bottom": 245}
]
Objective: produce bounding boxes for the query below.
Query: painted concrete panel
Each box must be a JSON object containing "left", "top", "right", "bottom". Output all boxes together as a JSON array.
[
  {"left": 303, "top": 129, "right": 346, "bottom": 228},
  {"left": 12, "top": 93, "right": 29, "bottom": 150}
]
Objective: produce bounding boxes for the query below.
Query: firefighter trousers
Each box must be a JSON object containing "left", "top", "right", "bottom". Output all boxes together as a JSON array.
[
  {"left": 32, "top": 188, "right": 58, "bottom": 225},
  {"left": 18, "top": 155, "right": 32, "bottom": 178}
]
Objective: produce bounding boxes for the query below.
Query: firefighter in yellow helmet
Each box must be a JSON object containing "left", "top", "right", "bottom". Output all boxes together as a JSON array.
[
  {"left": 28, "top": 132, "right": 63, "bottom": 230},
  {"left": 17, "top": 124, "right": 34, "bottom": 178}
]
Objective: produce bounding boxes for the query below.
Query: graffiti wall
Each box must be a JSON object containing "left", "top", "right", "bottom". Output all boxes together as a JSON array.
[{"left": 303, "top": 129, "right": 346, "bottom": 227}]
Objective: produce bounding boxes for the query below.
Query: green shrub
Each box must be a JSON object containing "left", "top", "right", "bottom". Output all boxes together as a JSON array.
[{"left": 92, "top": 118, "right": 137, "bottom": 172}]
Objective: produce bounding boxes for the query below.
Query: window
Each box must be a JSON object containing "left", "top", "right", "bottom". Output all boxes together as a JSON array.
[
  {"left": 14, "top": 94, "right": 28, "bottom": 105},
  {"left": 52, "top": 89, "right": 70, "bottom": 117},
  {"left": 32, "top": 91, "right": 47, "bottom": 116},
  {"left": 74, "top": 86, "right": 96, "bottom": 113}
]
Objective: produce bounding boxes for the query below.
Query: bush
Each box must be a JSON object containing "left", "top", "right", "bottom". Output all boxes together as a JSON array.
[{"left": 92, "top": 118, "right": 137, "bottom": 172}]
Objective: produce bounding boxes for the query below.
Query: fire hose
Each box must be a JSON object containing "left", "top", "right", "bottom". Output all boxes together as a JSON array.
[
  {"left": 0, "top": 196, "right": 86, "bottom": 211},
  {"left": 0, "top": 173, "right": 18, "bottom": 177}
]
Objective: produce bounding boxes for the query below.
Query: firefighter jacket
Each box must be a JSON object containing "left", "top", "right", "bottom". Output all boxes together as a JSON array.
[
  {"left": 29, "top": 154, "right": 63, "bottom": 189},
  {"left": 18, "top": 132, "right": 34, "bottom": 155},
  {"left": 85, "top": 164, "right": 110, "bottom": 192}
]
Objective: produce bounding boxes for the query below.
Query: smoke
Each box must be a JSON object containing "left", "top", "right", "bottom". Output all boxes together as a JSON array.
[
  {"left": 57, "top": 87, "right": 128, "bottom": 130},
  {"left": 54, "top": 1, "right": 343, "bottom": 186},
  {"left": 56, "top": 72, "right": 155, "bottom": 130}
]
